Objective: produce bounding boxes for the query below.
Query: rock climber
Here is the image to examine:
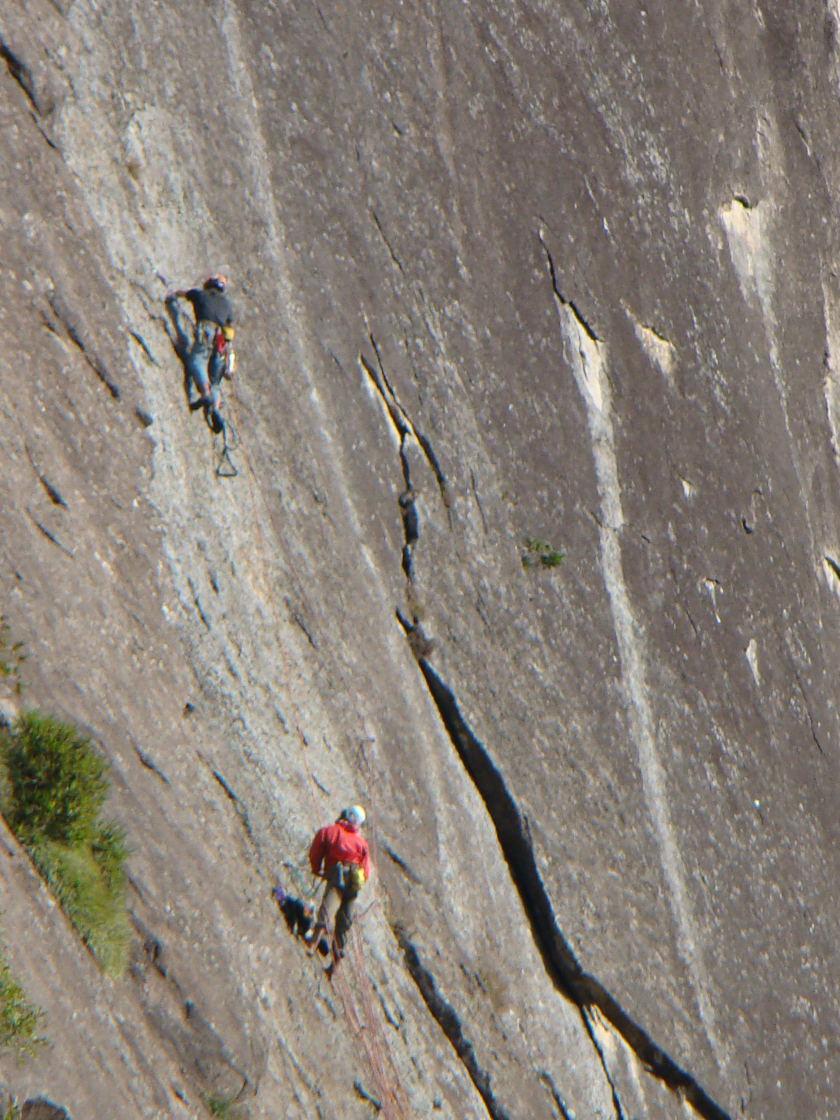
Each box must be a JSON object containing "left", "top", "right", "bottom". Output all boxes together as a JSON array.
[
  {"left": 166, "top": 274, "right": 236, "bottom": 430},
  {"left": 306, "top": 806, "right": 371, "bottom": 962}
]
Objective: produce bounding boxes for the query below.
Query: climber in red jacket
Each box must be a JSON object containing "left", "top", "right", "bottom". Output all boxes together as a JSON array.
[{"left": 307, "top": 806, "right": 370, "bottom": 958}]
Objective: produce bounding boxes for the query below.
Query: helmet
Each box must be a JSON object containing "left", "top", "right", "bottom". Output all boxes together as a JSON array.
[
  {"left": 203, "top": 274, "right": 227, "bottom": 292},
  {"left": 342, "top": 805, "right": 366, "bottom": 828}
]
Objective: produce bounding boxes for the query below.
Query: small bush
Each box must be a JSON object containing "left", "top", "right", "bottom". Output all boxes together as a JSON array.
[
  {"left": 522, "top": 536, "right": 565, "bottom": 569},
  {"left": 206, "top": 1093, "right": 243, "bottom": 1119},
  {"left": 0, "top": 712, "right": 128, "bottom": 975},
  {"left": 0, "top": 944, "right": 45, "bottom": 1063},
  {"left": 2, "top": 712, "right": 108, "bottom": 846}
]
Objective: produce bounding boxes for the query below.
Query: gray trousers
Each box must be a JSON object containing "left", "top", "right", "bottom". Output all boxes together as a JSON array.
[{"left": 316, "top": 865, "right": 360, "bottom": 951}]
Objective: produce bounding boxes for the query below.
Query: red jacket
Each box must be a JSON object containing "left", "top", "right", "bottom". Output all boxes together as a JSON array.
[{"left": 309, "top": 820, "right": 371, "bottom": 880}]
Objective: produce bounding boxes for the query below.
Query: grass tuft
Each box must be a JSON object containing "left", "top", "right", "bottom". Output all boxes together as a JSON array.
[
  {"left": 522, "top": 536, "right": 565, "bottom": 570},
  {"left": 30, "top": 841, "right": 128, "bottom": 975},
  {"left": 0, "top": 712, "right": 129, "bottom": 974},
  {"left": 205, "top": 1093, "right": 244, "bottom": 1119},
  {"left": 0, "top": 943, "right": 46, "bottom": 1064}
]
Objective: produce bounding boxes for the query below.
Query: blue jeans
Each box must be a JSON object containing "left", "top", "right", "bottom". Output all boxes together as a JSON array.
[{"left": 185, "top": 321, "right": 221, "bottom": 406}]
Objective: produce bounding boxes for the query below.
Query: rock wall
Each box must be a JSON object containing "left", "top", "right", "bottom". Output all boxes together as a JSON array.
[{"left": 1, "top": 2, "right": 839, "bottom": 1118}]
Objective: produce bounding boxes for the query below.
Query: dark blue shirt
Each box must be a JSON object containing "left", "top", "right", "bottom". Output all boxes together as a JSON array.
[{"left": 185, "top": 288, "right": 235, "bottom": 326}]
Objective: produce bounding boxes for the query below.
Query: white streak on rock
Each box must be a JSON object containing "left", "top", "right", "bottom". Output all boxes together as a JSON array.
[
  {"left": 552, "top": 294, "right": 725, "bottom": 1069},
  {"left": 680, "top": 476, "right": 696, "bottom": 502},
  {"left": 625, "top": 306, "right": 677, "bottom": 385},
  {"left": 722, "top": 185, "right": 823, "bottom": 615},
  {"left": 745, "top": 638, "right": 761, "bottom": 686}
]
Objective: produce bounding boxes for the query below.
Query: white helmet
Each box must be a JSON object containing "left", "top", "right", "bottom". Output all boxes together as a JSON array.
[{"left": 343, "top": 805, "right": 366, "bottom": 828}]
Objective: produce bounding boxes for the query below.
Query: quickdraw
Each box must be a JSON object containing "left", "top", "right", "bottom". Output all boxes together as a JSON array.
[{"left": 212, "top": 413, "right": 239, "bottom": 478}]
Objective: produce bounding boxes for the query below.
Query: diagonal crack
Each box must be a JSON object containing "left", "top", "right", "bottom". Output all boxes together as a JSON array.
[
  {"left": 129, "top": 734, "right": 169, "bottom": 785},
  {"left": 787, "top": 657, "right": 825, "bottom": 756},
  {"left": 363, "top": 335, "right": 451, "bottom": 508},
  {"left": 537, "top": 228, "right": 600, "bottom": 343},
  {"left": 26, "top": 508, "right": 73, "bottom": 558},
  {"left": 537, "top": 1070, "right": 574, "bottom": 1120},
  {"left": 25, "top": 443, "right": 68, "bottom": 508},
  {"left": 393, "top": 926, "right": 512, "bottom": 1120},
  {"left": 416, "top": 658, "right": 732, "bottom": 1120},
  {"left": 0, "top": 38, "right": 37, "bottom": 111},
  {"left": 48, "top": 290, "right": 121, "bottom": 399},
  {"left": 370, "top": 209, "right": 405, "bottom": 276}
]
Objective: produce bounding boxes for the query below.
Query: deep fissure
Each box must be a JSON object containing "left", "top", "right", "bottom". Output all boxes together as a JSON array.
[
  {"left": 416, "top": 659, "right": 732, "bottom": 1120},
  {"left": 365, "top": 303, "right": 726, "bottom": 1119}
]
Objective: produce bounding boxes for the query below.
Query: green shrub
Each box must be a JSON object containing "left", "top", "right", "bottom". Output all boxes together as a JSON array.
[
  {"left": 2, "top": 711, "right": 108, "bottom": 846},
  {"left": 0, "top": 712, "right": 128, "bottom": 975},
  {"left": 522, "top": 536, "right": 565, "bottom": 569},
  {"left": 0, "top": 944, "right": 45, "bottom": 1063},
  {"left": 206, "top": 1093, "right": 243, "bottom": 1119}
]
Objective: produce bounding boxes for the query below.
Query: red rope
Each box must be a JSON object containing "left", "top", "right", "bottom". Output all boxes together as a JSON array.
[{"left": 225, "top": 376, "right": 416, "bottom": 1117}]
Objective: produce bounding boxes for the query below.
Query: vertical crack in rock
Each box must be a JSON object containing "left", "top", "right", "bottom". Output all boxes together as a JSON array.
[
  {"left": 416, "top": 658, "right": 732, "bottom": 1120},
  {"left": 393, "top": 926, "right": 513, "bottom": 1120},
  {"left": 784, "top": 639, "right": 826, "bottom": 756},
  {"left": 362, "top": 337, "right": 450, "bottom": 508},
  {"left": 539, "top": 231, "right": 725, "bottom": 1070},
  {"left": 361, "top": 337, "right": 453, "bottom": 585},
  {"left": 360, "top": 351, "right": 419, "bottom": 579}
]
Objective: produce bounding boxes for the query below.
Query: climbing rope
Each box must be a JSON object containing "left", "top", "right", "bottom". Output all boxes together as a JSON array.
[
  {"left": 347, "top": 928, "right": 414, "bottom": 1120},
  {"left": 333, "top": 965, "right": 404, "bottom": 1120},
  {"left": 225, "top": 368, "right": 416, "bottom": 1118}
]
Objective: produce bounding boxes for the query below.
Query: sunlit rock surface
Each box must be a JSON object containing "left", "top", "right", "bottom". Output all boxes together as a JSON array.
[{"left": 1, "top": 3, "right": 839, "bottom": 1118}]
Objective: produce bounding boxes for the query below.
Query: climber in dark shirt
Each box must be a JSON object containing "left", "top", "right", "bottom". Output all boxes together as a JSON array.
[
  {"left": 166, "top": 275, "right": 236, "bottom": 426},
  {"left": 179, "top": 282, "right": 235, "bottom": 328}
]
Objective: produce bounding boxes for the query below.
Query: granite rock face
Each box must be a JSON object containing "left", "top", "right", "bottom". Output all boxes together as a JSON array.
[{"left": 1, "top": 2, "right": 839, "bottom": 1118}]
